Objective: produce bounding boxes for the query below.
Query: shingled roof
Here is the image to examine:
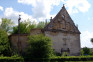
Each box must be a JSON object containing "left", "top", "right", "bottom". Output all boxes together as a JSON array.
[{"left": 44, "top": 5, "right": 80, "bottom": 34}]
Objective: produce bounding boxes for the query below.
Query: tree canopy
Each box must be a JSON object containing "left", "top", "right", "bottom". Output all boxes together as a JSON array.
[
  {"left": 36, "top": 21, "right": 45, "bottom": 29},
  {"left": 91, "top": 38, "right": 93, "bottom": 44},
  {"left": 0, "top": 18, "right": 14, "bottom": 33},
  {"left": 0, "top": 28, "right": 11, "bottom": 56},
  {"left": 12, "top": 20, "right": 36, "bottom": 34},
  {"left": 12, "top": 20, "right": 49, "bottom": 34},
  {"left": 82, "top": 47, "right": 91, "bottom": 55}
]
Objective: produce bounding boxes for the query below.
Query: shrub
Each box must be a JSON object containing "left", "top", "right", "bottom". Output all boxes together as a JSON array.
[
  {"left": 0, "top": 56, "right": 24, "bottom": 62},
  {"left": 0, "top": 28, "right": 11, "bottom": 56},
  {"left": 23, "top": 56, "right": 93, "bottom": 62},
  {"left": 23, "top": 34, "right": 54, "bottom": 59}
]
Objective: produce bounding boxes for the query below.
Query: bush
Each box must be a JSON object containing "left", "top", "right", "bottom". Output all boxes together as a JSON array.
[
  {"left": 51, "top": 56, "right": 93, "bottom": 61},
  {"left": 23, "top": 56, "right": 93, "bottom": 62},
  {"left": 81, "top": 47, "right": 93, "bottom": 55},
  {"left": 0, "top": 28, "right": 11, "bottom": 56},
  {"left": 23, "top": 34, "right": 54, "bottom": 59},
  {"left": 0, "top": 56, "right": 24, "bottom": 62}
]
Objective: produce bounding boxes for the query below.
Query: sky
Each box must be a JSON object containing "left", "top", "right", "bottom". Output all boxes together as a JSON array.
[{"left": 0, "top": 0, "right": 93, "bottom": 48}]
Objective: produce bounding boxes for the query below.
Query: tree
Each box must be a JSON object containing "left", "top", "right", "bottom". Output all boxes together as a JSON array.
[
  {"left": 23, "top": 34, "right": 53, "bottom": 58},
  {"left": 0, "top": 28, "right": 11, "bottom": 56},
  {"left": 0, "top": 18, "right": 14, "bottom": 33},
  {"left": 82, "top": 47, "right": 91, "bottom": 55},
  {"left": 12, "top": 20, "right": 36, "bottom": 34},
  {"left": 91, "top": 38, "right": 93, "bottom": 44},
  {"left": 36, "top": 21, "right": 45, "bottom": 29}
]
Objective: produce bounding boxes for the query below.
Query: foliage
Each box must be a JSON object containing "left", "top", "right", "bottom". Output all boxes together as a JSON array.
[
  {"left": 23, "top": 34, "right": 53, "bottom": 59},
  {"left": 36, "top": 21, "right": 45, "bottom": 28},
  {"left": 0, "top": 28, "right": 11, "bottom": 56},
  {"left": 12, "top": 20, "right": 36, "bottom": 34},
  {"left": 24, "top": 56, "right": 93, "bottom": 62},
  {"left": 81, "top": 49, "right": 84, "bottom": 56},
  {"left": 0, "top": 56, "right": 24, "bottom": 62},
  {"left": 81, "top": 47, "right": 92, "bottom": 55},
  {"left": 62, "top": 52, "right": 69, "bottom": 56},
  {"left": 0, "top": 18, "right": 14, "bottom": 33},
  {"left": 36, "top": 21, "right": 50, "bottom": 29},
  {"left": 91, "top": 38, "right": 93, "bottom": 44},
  {"left": 12, "top": 19, "right": 50, "bottom": 34}
]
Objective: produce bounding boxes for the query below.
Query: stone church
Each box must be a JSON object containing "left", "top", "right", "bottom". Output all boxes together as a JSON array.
[{"left": 9, "top": 5, "right": 81, "bottom": 56}]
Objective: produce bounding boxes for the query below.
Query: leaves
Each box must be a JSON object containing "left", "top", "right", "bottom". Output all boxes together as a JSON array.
[
  {"left": 0, "top": 18, "right": 14, "bottom": 32},
  {"left": 23, "top": 34, "right": 53, "bottom": 58},
  {"left": 0, "top": 28, "right": 11, "bottom": 56},
  {"left": 12, "top": 20, "right": 36, "bottom": 34},
  {"left": 36, "top": 22, "right": 45, "bottom": 29},
  {"left": 91, "top": 38, "right": 93, "bottom": 43}
]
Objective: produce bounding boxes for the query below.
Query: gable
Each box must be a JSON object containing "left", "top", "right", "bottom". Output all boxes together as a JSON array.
[{"left": 44, "top": 5, "right": 80, "bottom": 34}]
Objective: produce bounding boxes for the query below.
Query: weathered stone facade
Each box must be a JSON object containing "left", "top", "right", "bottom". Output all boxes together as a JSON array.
[
  {"left": 9, "top": 34, "right": 28, "bottom": 51},
  {"left": 43, "top": 5, "right": 81, "bottom": 56},
  {"left": 9, "top": 5, "right": 81, "bottom": 56}
]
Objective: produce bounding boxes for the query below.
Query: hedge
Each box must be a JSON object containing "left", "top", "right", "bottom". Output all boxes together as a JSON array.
[
  {"left": 24, "top": 56, "right": 93, "bottom": 62},
  {"left": 50, "top": 56, "right": 93, "bottom": 62},
  {"left": 0, "top": 56, "right": 24, "bottom": 62}
]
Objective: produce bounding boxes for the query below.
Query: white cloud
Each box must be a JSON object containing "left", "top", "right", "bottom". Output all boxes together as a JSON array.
[
  {"left": 18, "top": 0, "right": 91, "bottom": 20},
  {"left": 4, "top": 7, "right": 37, "bottom": 25},
  {"left": 0, "top": 6, "right": 3, "bottom": 11},
  {"left": 18, "top": 0, "right": 61, "bottom": 20},
  {"left": 63, "top": 0, "right": 91, "bottom": 14},
  {"left": 81, "top": 31, "right": 93, "bottom": 48}
]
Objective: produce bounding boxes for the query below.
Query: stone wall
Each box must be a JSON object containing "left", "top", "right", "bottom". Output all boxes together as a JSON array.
[
  {"left": 30, "top": 29, "right": 43, "bottom": 35},
  {"left": 9, "top": 29, "right": 81, "bottom": 56},
  {"left": 45, "top": 31, "right": 81, "bottom": 56},
  {"left": 9, "top": 34, "right": 28, "bottom": 51}
]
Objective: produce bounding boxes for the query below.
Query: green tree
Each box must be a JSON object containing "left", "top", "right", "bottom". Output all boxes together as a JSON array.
[
  {"left": 0, "top": 18, "right": 14, "bottom": 33},
  {"left": 12, "top": 20, "right": 36, "bottom": 34},
  {"left": 23, "top": 34, "right": 53, "bottom": 58},
  {"left": 36, "top": 21, "right": 45, "bottom": 29},
  {"left": 0, "top": 28, "right": 11, "bottom": 56},
  {"left": 81, "top": 49, "right": 84, "bottom": 56},
  {"left": 82, "top": 47, "right": 90, "bottom": 55},
  {"left": 91, "top": 38, "right": 93, "bottom": 44}
]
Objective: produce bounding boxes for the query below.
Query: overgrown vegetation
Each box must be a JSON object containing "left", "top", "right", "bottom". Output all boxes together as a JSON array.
[
  {"left": 12, "top": 20, "right": 47, "bottom": 34},
  {"left": 81, "top": 47, "right": 93, "bottom": 56},
  {"left": 12, "top": 20, "right": 36, "bottom": 34},
  {"left": 0, "top": 28, "right": 12, "bottom": 56},
  {"left": 23, "top": 56, "right": 93, "bottom": 62},
  {"left": 23, "top": 34, "right": 54, "bottom": 59},
  {"left": 0, "top": 18, "right": 14, "bottom": 33},
  {"left": 0, "top": 56, "right": 24, "bottom": 62}
]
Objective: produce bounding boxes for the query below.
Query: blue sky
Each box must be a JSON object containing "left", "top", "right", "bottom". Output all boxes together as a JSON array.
[{"left": 0, "top": 0, "right": 93, "bottom": 48}]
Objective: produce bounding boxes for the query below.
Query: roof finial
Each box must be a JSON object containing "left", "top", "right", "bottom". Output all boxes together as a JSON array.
[
  {"left": 63, "top": 4, "right": 65, "bottom": 7},
  {"left": 63, "top": 4, "right": 64, "bottom": 6},
  {"left": 62, "top": 4, "right": 65, "bottom": 8},
  {"left": 50, "top": 17, "right": 52, "bottom": 21}
]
